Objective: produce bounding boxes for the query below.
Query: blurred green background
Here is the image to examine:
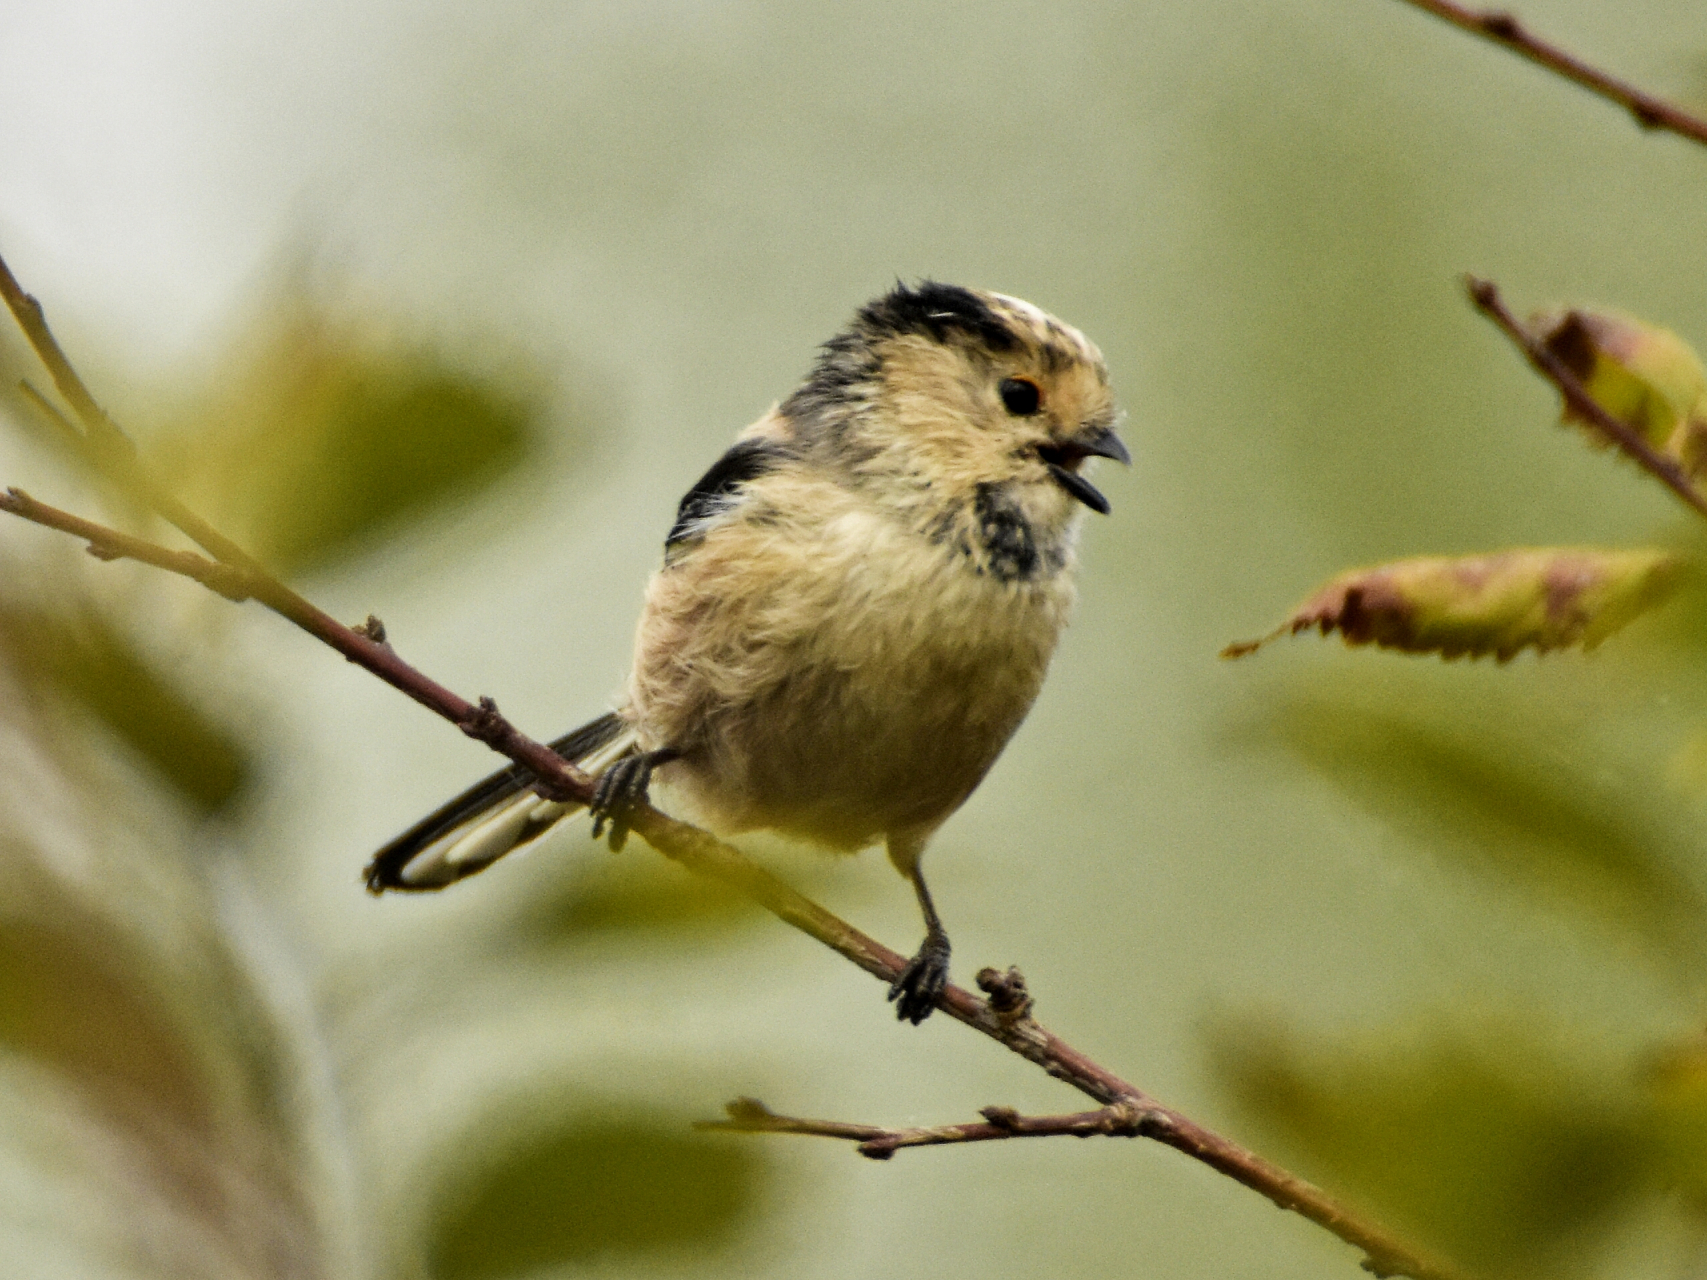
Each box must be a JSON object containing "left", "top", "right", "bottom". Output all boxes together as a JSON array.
[{"left": 4, "top": 1, "right": 1707, "bottom": 1277}]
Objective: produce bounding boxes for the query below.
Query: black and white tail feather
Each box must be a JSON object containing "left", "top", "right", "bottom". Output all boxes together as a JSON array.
[{"left": 363, "top": 711, "right": 636, "bottom": 892}]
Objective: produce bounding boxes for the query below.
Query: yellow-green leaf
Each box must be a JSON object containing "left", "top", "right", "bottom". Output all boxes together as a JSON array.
[
  {"left": 1223, "top": 548, "right": 1685, "bottom": 661},
  {"left": 1533, "top": 308, "right": 1707, "bottom": 473}
]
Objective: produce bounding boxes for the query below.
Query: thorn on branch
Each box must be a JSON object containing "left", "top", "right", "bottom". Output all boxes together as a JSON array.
[
  {"left": 976, "top": 965, "right": 1035, "bottom": 1024},
  {"left": 459, "top": 695, "right": 507, "bottom": 745}
]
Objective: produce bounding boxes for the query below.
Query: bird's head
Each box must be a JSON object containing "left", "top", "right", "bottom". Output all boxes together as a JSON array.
[{"left": 784, "top": 282, "right": 1127, "bottom": 544}]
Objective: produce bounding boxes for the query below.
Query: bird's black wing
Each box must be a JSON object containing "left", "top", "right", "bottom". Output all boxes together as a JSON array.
[{"left": 664, "top": 438, "right": 788, "bottom": 555}]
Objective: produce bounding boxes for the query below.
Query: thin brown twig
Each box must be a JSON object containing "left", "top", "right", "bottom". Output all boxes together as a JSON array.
[
  {"left": 0, "top": 487, "right": 253, "bottom": 600},
  {"left": 0, "top": 250, "right": 1463, "bottom": 1280},
  {"left": 1464, "top": 275, "right": 1707, "bottom": 519},
  {"left": 1395, "top": 0, "right": 1707, "bottom": 148},
  {"left": 700, "top": 1096, "right": 1149, "bottom": 1160}
]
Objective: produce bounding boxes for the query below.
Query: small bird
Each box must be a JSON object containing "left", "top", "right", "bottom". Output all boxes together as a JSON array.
[{"left": 365, "top": 282, "right": 1126, "bottom": 1023}]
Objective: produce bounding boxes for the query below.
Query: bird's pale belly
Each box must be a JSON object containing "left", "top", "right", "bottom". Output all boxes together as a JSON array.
[{"left": 641, "top": 554, "right": 1071, "bottom": 851}]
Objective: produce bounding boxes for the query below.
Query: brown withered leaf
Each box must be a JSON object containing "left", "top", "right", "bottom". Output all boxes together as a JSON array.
[{"left": 1224, "top": 548, "right": 1685, "bottom": 662}]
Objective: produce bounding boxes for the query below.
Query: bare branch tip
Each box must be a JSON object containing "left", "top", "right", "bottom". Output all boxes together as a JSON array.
[
  {"left": 1462, "top": 274, "right": 1498, "bottom": 310},
  {"left": 725, "top": 1096, "right": 776, "bottom": 1123},
  {"left": 459, "top": 695, "right": 507, "bottom": 745}
]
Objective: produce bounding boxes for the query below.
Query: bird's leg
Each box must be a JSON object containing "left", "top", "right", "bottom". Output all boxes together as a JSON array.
[
  {"left": 589, "top": 747, "right": 680, "bottom": 851},
  {"left": 886, "top": 839, "right": 951, "bottom": 1024}
]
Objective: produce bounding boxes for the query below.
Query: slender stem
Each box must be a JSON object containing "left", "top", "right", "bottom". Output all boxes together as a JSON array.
[
  {"left": 0, "top": 249, "right": 1461, "bottom": 1280},
  {"left": 0, "top": 487, "right": 252, "bottom": 600},
  {"left": 1464, "top": 276, "right": 1707, "bottom": 519},
  {"left": 701, "top": 1097, "right": 1150, "bottom": 1160},
  {"left": 1394, "top": 0, "right": 1707, "bottom": 147}
]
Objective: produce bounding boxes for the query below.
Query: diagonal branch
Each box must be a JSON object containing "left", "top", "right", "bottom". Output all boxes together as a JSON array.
[
  {"left": 1466, "top": 275, "right": 1707, "bottom": 519},
  {"left": 0, "top": 249, "right": 1463, "bottom": 1280},
  {"left": 1394, "top": 0, "right": 1707, "bottom": 148}
]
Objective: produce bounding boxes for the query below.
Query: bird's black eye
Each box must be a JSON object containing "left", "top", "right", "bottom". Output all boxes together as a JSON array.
[{"left": 998, "top": 377, "right": 1042, "bottom": 416}]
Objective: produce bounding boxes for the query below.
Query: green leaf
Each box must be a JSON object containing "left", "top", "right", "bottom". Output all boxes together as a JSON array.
[
  {"left": 257, "top": 354, "right": 537, "bottom": 571},
  {"left": 425, "top": 1110, "right": 766, "bottom": 1279},
  {"left": 1224, "top": 548, "right": 1685, "bottom": 662}
]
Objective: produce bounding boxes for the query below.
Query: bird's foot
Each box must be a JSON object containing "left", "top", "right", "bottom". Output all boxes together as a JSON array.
[
  {"left": 589, "top": 749, "right": 674, "bottom": 851},
  {"left": 888, "top": 930, "right": 951, "bottom": 1024}
]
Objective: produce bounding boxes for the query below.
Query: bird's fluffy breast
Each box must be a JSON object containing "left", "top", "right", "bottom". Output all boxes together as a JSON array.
[{"left": 626, "top": 467, "right": 1075, "bottom": 848}]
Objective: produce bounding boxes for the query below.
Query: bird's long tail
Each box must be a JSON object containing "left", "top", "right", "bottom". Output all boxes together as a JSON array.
[{"left": 364, "top": 711, "right": 636, "bottom": 892}]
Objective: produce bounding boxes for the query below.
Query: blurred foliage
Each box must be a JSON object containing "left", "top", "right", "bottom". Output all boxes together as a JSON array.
[
  {"left": 509, "top": 851, "right": 762, "bottom": 949},
  {"left": 0, "top": 910, "right": 210, "bottom": 1133},
  {"left": 0, "top": 799, "right": 321, "bottom": 1280},
  {"left": 1213, "top": 1017, "right": 1650, "bottom": 1279},
  {"left": 1242, "top": 692, "right": 1707, "bottom": 979},
  {"left": 0, "top": 272, "right": 617, "bottom": 1277},
  {"left": 1218, "top": 287, "right": 1707, "bottom": 1280},
  {"left": 425, "top": 1108, "right": 764, "bottom": 1279},
  {"left": 0, "top": 598, "right": 250, "bottom": 813},
  {"left": 157, "top": 296, "right": 547, "bottom": 574}
]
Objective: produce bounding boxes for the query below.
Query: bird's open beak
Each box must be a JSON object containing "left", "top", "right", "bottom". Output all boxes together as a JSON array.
[{"left": 1038, "top": 425, "right": 1130, "bottom": 515}]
